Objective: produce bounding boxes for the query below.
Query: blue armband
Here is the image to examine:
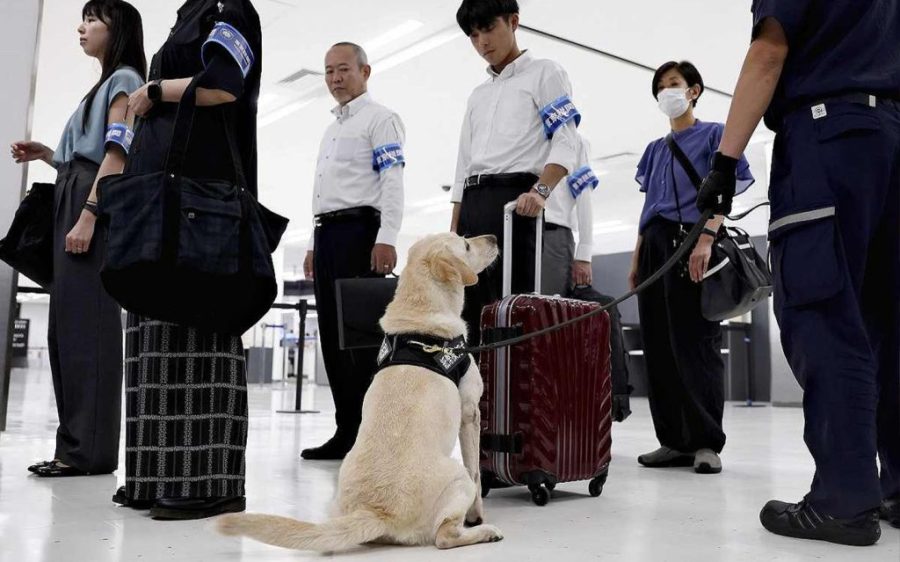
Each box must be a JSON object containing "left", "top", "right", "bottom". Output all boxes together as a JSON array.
[
  {"left": 202, "top": 22, "right": 255, "bottom": 78},
  {"left": 567, "top": 165, "right": 599, "bottom": 198},
  {"left": 104, "top": 123, "right": 134, "bottom": 154},
  {"left": 540, "top": 95, "right": 581, "bottom": 139},
  {"left": 372, "top": 143, "right": 405, "bottom": 173}
]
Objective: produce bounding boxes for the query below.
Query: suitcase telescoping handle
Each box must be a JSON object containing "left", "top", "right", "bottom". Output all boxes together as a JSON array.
[{"left": 502, "top": 201, "right": 543, "bottom": 298}]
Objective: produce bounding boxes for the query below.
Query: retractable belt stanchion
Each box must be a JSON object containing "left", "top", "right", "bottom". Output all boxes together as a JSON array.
[{"left": 273, "top": 300, "right": 320, "bottom": 415}]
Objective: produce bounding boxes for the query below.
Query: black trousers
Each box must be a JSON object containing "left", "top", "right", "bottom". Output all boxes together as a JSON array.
[
  {"left": 457, "top": 180, "right": 538, "bottom": 348},
  {"left": 50, "top": 159, "right": 123, "bottom": 473},
  {"left": 637, "top": 218, "right": 726, "bottom": 453},
  {"left": 313, "top": 215, "right": 382, "bottom": 440}
]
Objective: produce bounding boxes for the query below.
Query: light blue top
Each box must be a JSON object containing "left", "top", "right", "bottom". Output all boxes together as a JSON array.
[{"left": 53, "top": 67, "right": 144, "bottom": 167}]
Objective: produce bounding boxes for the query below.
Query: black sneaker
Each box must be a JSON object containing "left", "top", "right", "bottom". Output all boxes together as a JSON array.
[
  {"left": 760, "top": 499, "right": 881, "bottom": 546},
  {"left": 881, "top": 497, "right": 900, "bottom": 529},
  {"left": 150, "top": 496, "right": 245, "bottom": 521}
]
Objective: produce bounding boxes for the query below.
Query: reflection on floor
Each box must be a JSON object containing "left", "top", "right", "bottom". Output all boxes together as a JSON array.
[{"left": 0, "top": 366, "right": 897, "bottom": 561}]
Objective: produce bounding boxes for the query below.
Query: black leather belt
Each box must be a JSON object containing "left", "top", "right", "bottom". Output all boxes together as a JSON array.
[
  {"left": 315, "top": 206, "right": 380, "bottom": 226},
  {"left": 464, "top": 172, "right": 538, "bottom": 189},
  {"left": 544, "top": 222, "right": 570, "bottom": 232}
]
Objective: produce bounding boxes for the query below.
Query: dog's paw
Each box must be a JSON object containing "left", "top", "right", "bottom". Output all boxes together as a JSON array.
[
  {"left": 215, "top": 514, "right": 246, "bottom": 536},
  {"left": 479, "top": 524, "right": 503, "bottom": 543}
]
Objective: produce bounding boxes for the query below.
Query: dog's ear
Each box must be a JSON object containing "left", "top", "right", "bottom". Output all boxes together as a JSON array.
[{"left": 428, "top": 247, "right": 479, "bottom": 286}]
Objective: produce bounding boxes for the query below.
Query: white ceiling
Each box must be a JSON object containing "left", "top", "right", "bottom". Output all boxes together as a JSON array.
[{"left": 26, "top": 0, "right": 774, "bottom": 281}]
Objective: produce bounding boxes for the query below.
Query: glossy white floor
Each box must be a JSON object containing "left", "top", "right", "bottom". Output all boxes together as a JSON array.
[{"left": 0, "top": 366, "right": 897, "bottom": 562}]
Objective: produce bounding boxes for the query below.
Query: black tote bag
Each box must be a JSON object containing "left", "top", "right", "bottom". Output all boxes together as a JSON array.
[
  {"left": 97, "top": 77, "right": 288, "bottom": 335},
  {"left": 0, "top": 182, "right": 55, "bottom": 288}
]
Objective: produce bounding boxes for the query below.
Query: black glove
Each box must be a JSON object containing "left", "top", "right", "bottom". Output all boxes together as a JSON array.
[{"left": 697, "top": 152, "right": 739, "bottom": 215}]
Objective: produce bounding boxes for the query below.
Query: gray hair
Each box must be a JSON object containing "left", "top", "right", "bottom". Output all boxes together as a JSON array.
[{"left": 331, "top": 42, "right": 369, "bottom": 68}]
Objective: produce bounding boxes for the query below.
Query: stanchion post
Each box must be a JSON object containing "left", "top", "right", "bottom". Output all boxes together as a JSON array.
[{"left": 276, "top": 300, "right": 319, "bottom": 414}]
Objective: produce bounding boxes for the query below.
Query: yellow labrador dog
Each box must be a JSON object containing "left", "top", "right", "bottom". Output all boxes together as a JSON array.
[{"left": 218, "top": 232, "right": 500, "bottom": 552}]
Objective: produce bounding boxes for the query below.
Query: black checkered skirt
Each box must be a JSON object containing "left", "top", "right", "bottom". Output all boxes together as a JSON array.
[{"left": 124, "top": 312, "right": 248, "bottom": 500}]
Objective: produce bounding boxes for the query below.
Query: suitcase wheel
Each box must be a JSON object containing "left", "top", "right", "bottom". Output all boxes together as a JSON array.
[
  {"left": 528, "top": 484, "right": 550, "bottom": 506},
  {"left": 589, "top": 475, "right": 606, "bottom": 498}
]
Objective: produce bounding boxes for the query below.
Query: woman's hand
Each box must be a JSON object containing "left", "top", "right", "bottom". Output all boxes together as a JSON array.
[
  {"left": 128, "top": 83, "right": 154, "bottom": 117},
  {"left": 10, "top": 141, "right": 52, "bottom": 165},
  {"left": 628, "top": 263, "right": 639, "bottom": 291},
  {"left": 689, "top": 236, "right": 714, "bottom": 283},
  {"left": 65, "top": 210, "right": 96, "bottom": 255}
]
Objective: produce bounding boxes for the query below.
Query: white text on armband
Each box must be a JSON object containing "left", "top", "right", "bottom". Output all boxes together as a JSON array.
[
  {"left": 567, "top": 165, "right": 598, "bottom": 198},
  {"left": 202, "top": 22, "right": 255, "bottom": 78},
  {"left": 372, "top": 143, "right": 405, "bottom": 173},
  {"left": 540, "top": 95, "right": 581, "bottom": 139},
  {"left": 105, "top": 123, "right": 134, "bottom": 154}
]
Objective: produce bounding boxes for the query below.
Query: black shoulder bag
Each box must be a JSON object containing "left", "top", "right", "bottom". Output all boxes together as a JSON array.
[
  {"left": 0, "top": 182, "right": 55, "bottom": 288},
  {"left": 665, "top": 133, "right": 772, "bottom": 322},
  {"left": 97, "top": 75, "right": 289, "bottom": 335}
]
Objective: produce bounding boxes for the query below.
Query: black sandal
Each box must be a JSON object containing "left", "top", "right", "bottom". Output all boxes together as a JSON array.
[
  {"left": 112, "top": 486, "right": 154, "bottom": 510},
  {"left": 33, "top": 460, "right": 90, "bottom": 478},
  {"left": 27, "top": 460, "right": 56, "bottom": 474}
]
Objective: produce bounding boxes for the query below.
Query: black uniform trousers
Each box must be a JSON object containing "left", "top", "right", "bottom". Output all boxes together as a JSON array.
[
  {"left": 49, "top": 159, "right": 123, "bottom": 473},
  {"left": 637, "top": 217, "right": 726, "bottom": 454},
  {"left": 770, "top": 99, "right": 900, "bottom": 518},
  {"left": 457, "top": 178, "right": 539, "bottom": 348},
  {"left": 313, "top": 213, "right": 383, "bottom": 441}
]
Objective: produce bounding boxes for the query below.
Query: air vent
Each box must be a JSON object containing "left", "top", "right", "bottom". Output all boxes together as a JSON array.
[
  {"left": 592, "top": 151, "right": 638, "bottom": 162},
  {"left": 279, "top": 68, "right": 323, "bottom": 85}
]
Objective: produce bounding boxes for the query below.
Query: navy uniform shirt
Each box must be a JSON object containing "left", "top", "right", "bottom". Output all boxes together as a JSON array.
[
  {"left": 127, "top": 0, "right": 262, "bottom": 194},
  {"left": 751, "top": 0, "right": 900, "bottom": 131}
]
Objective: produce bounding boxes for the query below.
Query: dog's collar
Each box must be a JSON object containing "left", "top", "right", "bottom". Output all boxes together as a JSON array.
[{"left": 375, "top": 333, "right": 470, "bottom": 386}]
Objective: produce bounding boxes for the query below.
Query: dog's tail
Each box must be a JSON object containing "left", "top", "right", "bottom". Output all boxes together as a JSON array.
[{"left": 216, "top": 509, "right": 388, "bottom": 552}]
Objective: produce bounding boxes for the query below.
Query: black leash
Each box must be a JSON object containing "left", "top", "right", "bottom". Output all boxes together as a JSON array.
[
  {"left": 727, "top": 201, "right": 769, "bottom": 221},
  {"left": 457, "top": 208, "right": 716, "bottom": 355}
]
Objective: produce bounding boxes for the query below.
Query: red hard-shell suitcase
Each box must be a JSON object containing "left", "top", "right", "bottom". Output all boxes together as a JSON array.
[{"left": 479, "top": 202, "right": 612, "bottom": 506}]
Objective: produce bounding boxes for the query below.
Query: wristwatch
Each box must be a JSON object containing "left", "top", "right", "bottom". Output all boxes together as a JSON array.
[
  {"left": 701, "top": 227, "right": 719, "bottom": 239},
  {"left": 147, "top": 80, "right": 163, "bottom": 104},
  {"left": 532, "top": 183, "right": 552, "bottom": 199}
]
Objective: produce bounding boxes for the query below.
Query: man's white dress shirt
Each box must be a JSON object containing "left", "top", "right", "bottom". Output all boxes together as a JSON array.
[{"left": 308, "top": 93, "right": 405, "bottom": 250}]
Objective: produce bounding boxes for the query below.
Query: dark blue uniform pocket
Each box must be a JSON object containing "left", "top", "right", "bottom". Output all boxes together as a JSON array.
[
  {"left": 814, "top": 104, "right": 881, "bottom": 142},
  {"left": 770, "top": 214, "right": 845, "bottom": 308}
]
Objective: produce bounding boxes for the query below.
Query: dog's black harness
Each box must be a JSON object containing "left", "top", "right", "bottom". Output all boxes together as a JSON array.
[{"left": 375, "top": 334, "right": 471, "bottom": 386}]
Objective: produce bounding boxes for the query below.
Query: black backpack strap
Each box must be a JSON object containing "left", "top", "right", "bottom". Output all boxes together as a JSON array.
[{"left": 665, "top": 133, "right": 703, "bottom": 191}]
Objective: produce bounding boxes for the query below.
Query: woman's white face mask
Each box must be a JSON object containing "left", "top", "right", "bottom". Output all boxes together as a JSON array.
[{"left": 657, "top": 88, "right": 691, "bottom": 119}]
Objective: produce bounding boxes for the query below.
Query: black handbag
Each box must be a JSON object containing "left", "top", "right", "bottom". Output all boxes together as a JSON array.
[
  {"left": 665, "top": 134, "right": 773, "bottom": 321},
  {"left": 0, "top": 182, "right": 55, "bottom": 288},
  {"left": 97, "top": 77, "right": 289, "bottom": 335},
  {"left": 335, "top": 276, "right": 398, "bottom": 350}
]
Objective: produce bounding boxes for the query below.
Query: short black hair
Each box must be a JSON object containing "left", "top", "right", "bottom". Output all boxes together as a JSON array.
[
  {"left": 652, "top": 61, "right": 704, "bottom": 107},
  {"left": 456, "top": 0, "right": 520, "bottom": 36}
]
